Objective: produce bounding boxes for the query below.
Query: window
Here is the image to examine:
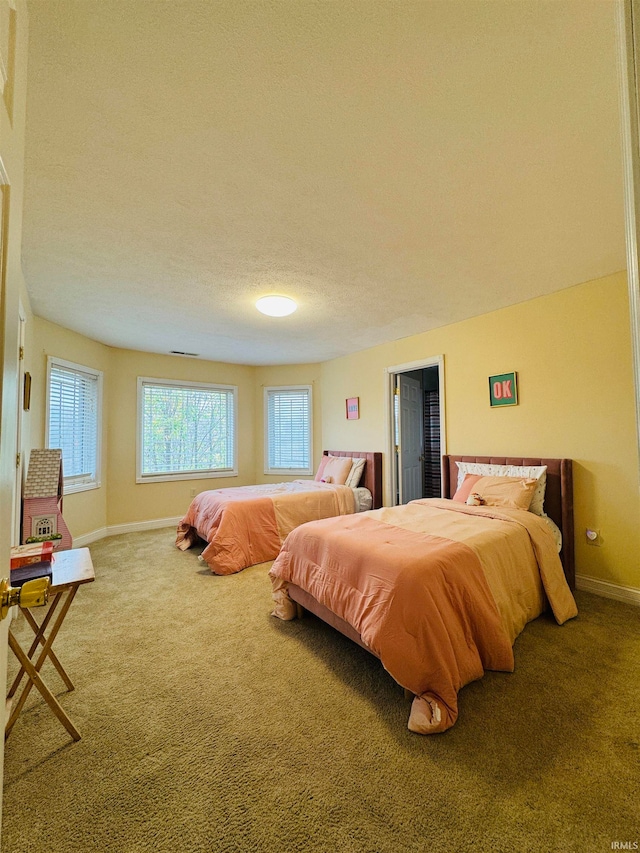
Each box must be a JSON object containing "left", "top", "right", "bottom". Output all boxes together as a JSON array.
[
  {"left": 264, "top": 385, "right": 312, "bottom": 475},
  {"left": 46, "top": 357, "right": 103, "bottom": 493},
  {"left": 137, "top": 377, "right": 237, "bottom": 482}
]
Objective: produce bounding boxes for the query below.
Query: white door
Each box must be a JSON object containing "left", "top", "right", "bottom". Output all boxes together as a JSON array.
[
  {"left": 398, "top": 373, "right": 423, "bottom": 504},
  {"left": 0, "top": 170, "right": 12, "bottom": 836}
]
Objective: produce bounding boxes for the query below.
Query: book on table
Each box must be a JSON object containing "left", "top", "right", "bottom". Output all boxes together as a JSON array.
[
  {"left": 10, "top": 561, "right": 53, "bottom": 587},
  {"left": 10, "top": 541, "right": 54, "bottom": 570},
  {"left": 10, "top": 542, "right": 54, "bottom": 587}
]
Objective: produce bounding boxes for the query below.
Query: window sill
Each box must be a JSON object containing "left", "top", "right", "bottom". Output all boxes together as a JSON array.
[
  {"left": 64, "top": 481, "right": 100, "bottom": 495},
  {"left": 264, "top": 470, "right": 313, "bottom": 477},
  {"left": 136, "top": 470, "right": 238, "bottom": 484}
]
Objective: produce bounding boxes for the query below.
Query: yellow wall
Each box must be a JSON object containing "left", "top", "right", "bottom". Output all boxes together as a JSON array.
[
  {"left": 254, "top": 363, "right": 322, "bottom": 483},
  {"left": 320, "top": 271, "right": 640, "bottom": 590},
  {"left": 107, "top": 349, "right": 255, "bottom": 527},
  {"left": 25, "top": 320, "right": 324, "bottom": 535},
  {"left": 29, "top": 317, "right": 112, "bottom": 538},
  {"left": 25, "top": 271, "right": 640, "bottom": 593},
  {"left": 29, "top": 321, "right": 258, "bottom": 533}
]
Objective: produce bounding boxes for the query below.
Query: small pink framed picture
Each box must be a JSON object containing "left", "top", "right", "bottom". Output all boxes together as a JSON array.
[{"left": 346, "top": 397, "right": 359, "bottom": 420}]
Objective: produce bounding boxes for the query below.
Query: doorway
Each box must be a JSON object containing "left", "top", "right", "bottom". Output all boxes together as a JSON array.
[{"left": 385, "top": 356, "right": 446, "bottom": 506}]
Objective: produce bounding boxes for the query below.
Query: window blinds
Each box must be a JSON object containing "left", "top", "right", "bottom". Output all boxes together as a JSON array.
[
  {"left": 140, "top": 381, "right": 235, "bottom": 476},
  {"left": 266, "top": 387, "right": 311, "bottom": 471},
  {"left": 48, "top": 362, "right": 99, "bottom": 485}
]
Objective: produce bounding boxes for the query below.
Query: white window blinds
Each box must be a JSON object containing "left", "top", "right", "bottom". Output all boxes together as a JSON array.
[
  {"left": 265, "top": 386, "right": 312, "bottom": 474},
  {"left": 139, "top": 379, "right": 236, "bottom": 480},
  {"left": 47, "top": 358, "right": 102, "bottom": 491}
]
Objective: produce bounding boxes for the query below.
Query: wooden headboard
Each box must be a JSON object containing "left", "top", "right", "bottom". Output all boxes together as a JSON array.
[
  {"left": 442, "top": 455, "right": 575, "bottom": 590},
  {"left": 323, "top": 450, "right": 383, "bottom": 509}
]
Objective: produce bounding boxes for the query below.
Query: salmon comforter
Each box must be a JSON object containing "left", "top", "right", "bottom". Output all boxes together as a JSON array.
[
  {"left": 176, "top": 480, "right": 355, "bottom": 575},
  {"left": 269, "top": 498, "right": 578, "bottom": 734}
]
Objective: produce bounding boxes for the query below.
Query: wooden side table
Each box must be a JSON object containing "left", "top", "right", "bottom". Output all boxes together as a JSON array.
[{"left": 6, "top": 547, "right": 95, "bottom": 741}]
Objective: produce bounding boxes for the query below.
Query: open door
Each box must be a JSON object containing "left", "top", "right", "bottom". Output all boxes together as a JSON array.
[
  {"left": 397, "top": 373, "right": 423, "bottom": 503},
  {"left": 386, "top": 356, "right": 446, "bottom": 507},
  {"left": 0, "top": 158, "right": 14, "bottom": 837}
]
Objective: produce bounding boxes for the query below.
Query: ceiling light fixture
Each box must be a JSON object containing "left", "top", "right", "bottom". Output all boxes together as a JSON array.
[{"left": 255, "top": 295, "right": 297, "bottom": 317}]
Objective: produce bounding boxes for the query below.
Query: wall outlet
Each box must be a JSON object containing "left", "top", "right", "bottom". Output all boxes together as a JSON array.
[
  {"left": 190, "top": 488, "right": 197, "bottom": 498},
  {"left": 585, "top": 527, "right": 602, "bottom": 546}
]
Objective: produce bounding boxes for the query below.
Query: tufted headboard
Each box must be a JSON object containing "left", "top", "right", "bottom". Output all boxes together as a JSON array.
[{"left": 323, "top": 450, "right": 383, "bottom": 509}]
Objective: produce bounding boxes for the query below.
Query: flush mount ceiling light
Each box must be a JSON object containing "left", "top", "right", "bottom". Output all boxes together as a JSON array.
[{"left": 255, "top": 295, "right": 297, "bottom": 317}]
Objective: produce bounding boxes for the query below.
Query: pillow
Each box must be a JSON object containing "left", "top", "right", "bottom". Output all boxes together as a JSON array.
[
  {"left": 345, "top": 457, "right": 366, "bottom": 488},
  {"left": 455, "top": 462, "right": 547, "bottom": 516},
  {"left": 465, "top": 475, "right": 538, "bottom": 511},
  {"left": 452, "top": 473, "right": 482, "bottom": 503},
  {"left": 314, "top": 455, "right": 330, "bottom": 481},
  {"left": 352, "top": 487, "right": 373, "bottom": 512},
  {"left": 313, "top": 455, "right": 353, "bottom": 486}
]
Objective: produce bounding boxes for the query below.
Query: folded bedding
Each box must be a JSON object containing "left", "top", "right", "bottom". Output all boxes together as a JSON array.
[
  {"left": 270, "top": 498, "right": 577, "bottom": 734},
  {"left": 176, "top": 480, "right": 357, "bottom": 575}
]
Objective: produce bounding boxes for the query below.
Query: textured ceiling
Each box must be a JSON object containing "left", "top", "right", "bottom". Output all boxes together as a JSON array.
[{"left": 23, "top": 0, "right": 626, "bottom": 365}]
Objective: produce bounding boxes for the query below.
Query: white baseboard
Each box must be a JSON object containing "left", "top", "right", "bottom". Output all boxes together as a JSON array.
[
  {"left": 73, "top": 527, "right": 108, "bottom": 547},
  {"left": 73, "top": 516, "right": 182, "bottom": 548},
  {"left": 576, "top": 573, "right": 640, "bottom": 607}
]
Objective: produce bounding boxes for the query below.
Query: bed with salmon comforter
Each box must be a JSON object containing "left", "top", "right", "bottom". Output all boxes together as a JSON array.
[
  {"left": 176, "top": 451, "right": 382, "bottom": 575},
  {"left": 270, "top": 455, "right": 577, "bottom": 735}
]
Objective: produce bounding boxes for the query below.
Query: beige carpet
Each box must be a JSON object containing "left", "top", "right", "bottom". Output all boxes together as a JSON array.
[{"left": 2, "top": 528, "right": 639, "bottom": 853}]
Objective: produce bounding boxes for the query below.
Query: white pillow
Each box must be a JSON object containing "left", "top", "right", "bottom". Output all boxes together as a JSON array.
[
  {"left": 352, "top": 486, "right": 373, "bottom": 512},
  {"left": 455, "top": 462, "right": 547, "bottom": 516},
  {"left": 345, "top": 457, "right": 366, "bottom": 488}
]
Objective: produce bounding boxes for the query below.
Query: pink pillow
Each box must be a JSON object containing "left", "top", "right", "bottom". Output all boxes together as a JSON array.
[
  {"left": 314, "top": 456, "right": 329, "bottom": 481},
  {"left": 452, "top": 473, "right": 482, "bottom": 503},
  {"left": 453, "top": 473, "right": 538, "bottom": 511},
  {"left": 478, "top": 476, "right": 538, "bottom": 510},
  {"left": 313, "top": 455, "right": 353, "bottom": 485},
  {"left": 468, "top": 475, "right": 538, "bottom": 510}
]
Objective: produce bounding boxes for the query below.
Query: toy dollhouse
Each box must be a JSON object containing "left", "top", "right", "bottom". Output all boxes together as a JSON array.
[{"left": 22, "top": 448, "right": 72, "bottom": 549}]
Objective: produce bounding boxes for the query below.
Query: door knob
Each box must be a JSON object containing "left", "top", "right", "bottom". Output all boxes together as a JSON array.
[{"left": 0, "top": 577, "right": 50, "bottom": 621}]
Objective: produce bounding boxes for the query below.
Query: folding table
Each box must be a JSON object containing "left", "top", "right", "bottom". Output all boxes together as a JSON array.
[{"left": 6, "top": 547, "right": 95, "bottom": 741}]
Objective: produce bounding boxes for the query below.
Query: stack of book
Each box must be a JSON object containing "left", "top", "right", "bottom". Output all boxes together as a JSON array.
[{"left": 10, "top": 541, "right": 55, "bottom": 587}]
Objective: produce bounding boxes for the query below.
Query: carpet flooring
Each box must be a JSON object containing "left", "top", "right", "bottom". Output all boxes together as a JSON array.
[{"left": 2, "top": 528, "right": 638, "bottom": 853}]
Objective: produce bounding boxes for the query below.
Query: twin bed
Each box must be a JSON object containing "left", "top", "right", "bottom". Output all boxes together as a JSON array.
[
  {"left": 269, "top": 455, "right": 577, "bottom": 734},
  {"left": 176, "top": 450, "right": 383, "bottom": 575},
  {"left": 177, "top": 452, "right": 577, "bottom": 735}
]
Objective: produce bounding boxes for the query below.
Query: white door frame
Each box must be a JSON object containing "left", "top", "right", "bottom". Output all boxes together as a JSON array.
[
  {"left": 384, "top": 355, "right": 446, "bottom": 507},
  {"left": 398, "top": 372, "right": 424, "bottom": 504},
  {"left": 617, "top": 0, "right": 640, "bottom": 480},
  {"left": 12, "top": 303, "right": 25, "bottom": 544}
]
